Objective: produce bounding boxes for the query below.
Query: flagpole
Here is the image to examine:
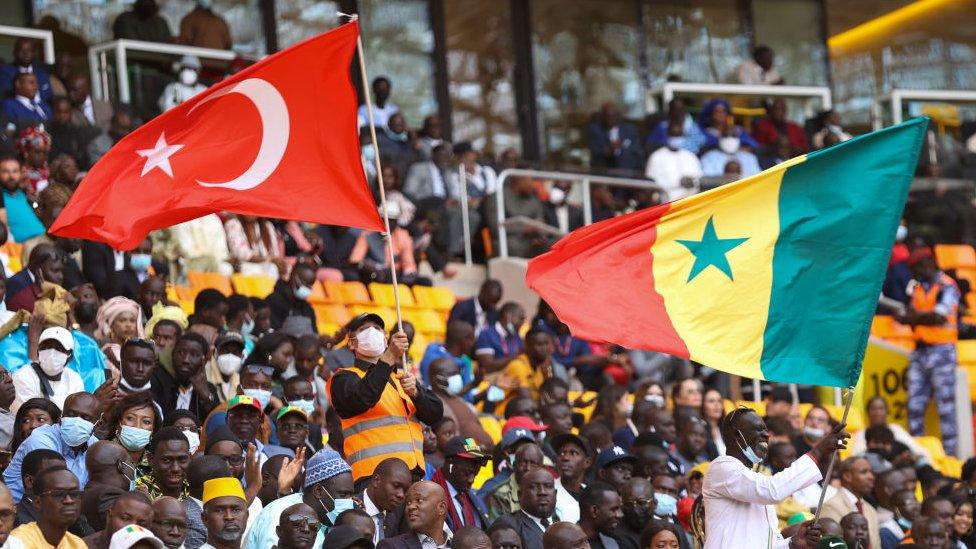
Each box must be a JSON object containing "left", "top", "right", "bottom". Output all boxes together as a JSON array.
[
  {"left": 348, "top": 14, "right": 404, "bottom": 335},
  {"left": 812, "top": 386, "right": 855, "bottom": 523}
]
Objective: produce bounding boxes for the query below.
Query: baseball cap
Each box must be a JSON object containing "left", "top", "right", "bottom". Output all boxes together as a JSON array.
[
  {"left": 276, "top": 405, "right": 309, "bottom": 422},
  {"left": 596, "top": 446, "right": 636, "bottom": 469},
  {"left": 214, "top": 331, "right": 245, "bottom": 350},
  {"left": 227, "top": 395, "right": 264, "bottom": 416},
  {"left": 323, "top": 524, "right": 375, "bottom": 549},
  {"left": 503, "top": 416, "right": 547, "bottom": 434},
  {"left": 500, "top": 428, "right": 536, "bottom": 450},
  {"left": 817, "top": 537, "right": 847, "bottom": 549},
  {"left": 348, "top": 312, "right": 385, "bottom": 333},
  {"left": 549, "top": 433, "right": 591, "bottom": 456},
  {"left": 443, "top": 436, "right": 487, "bottom": 461},
  {"left": 109, "top": 525, "right": 165, "bottom": 549},
  {"left": 39, "top": 326, "right": 74, "bottom": 352}
]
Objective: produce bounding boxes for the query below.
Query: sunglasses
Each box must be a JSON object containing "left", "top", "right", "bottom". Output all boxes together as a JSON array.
[
  {"left": 39, "top": 489, "right": 82, "bottom": 501},
  {"left": 244, "top": 365, "right": 275, "bottom": 376},
  {"left": 285, "top": 514, "right": 321, "bottom": 530}
]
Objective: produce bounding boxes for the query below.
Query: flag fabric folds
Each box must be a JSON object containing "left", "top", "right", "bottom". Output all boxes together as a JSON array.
[
  {"left": 51, "top": 21, "right": 383, "bottom": 250},
  {"left": 526, "top": 118, "right": 928, "bottom": 388}
]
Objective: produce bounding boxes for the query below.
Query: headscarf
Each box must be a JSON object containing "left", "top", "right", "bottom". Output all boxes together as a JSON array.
[
  {"left": 697, "top": 97, "right": 732, "bottom": 129},
  {"left": 15, "top": 127, "right": 51, "bottom": 154},
  {"left": 145, "top": 302, "right": 189, "bottom": 336},
  {"left": 94, "top": 296, "right": 145, "bottom": 342},
  {"left": 0, "top": 282, "right": 70, "bottom": 339}
]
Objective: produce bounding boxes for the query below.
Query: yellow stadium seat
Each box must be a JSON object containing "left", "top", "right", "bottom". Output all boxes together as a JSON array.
[
  {"left": 314, "top": 304, "right": 352, "bottom": 327},
  {"left": 961, "top": 364, "right": 976, "bottom": 404},
  {"left": 308, "top": 281, "right": 331, "bottom": 305},
  {"left": 231, "top": 274, "right": 276, "bottom": 298},
  {"left": 166, "top": 284, "right": 180, "bottom": 303},
  {"left": 914, "top": 436, "right": 946, "bottom": 461},
  {"left": 958, "top": 341, "right": 976, "bottom": 367},
  {"left": 871, "top": 316, "right": 913, "bottom": 339},
  {"left": 318, "top": 322, "right": 340, "bottom": 337},
  {"left": 187, "top": 271, "right": 233, "bottom": 296},
  {"left": 478, "top": 414, "right": 503, "bottom": 445},
  {"left": 472, "top": 459, "right": 494, "bottom": 491},
  {"left": 404, "top": 308, "right": 446, "bottom": 337},
  {"left": 409, "top": 331, "right": 430, "bottom": 365},
  {"left": 935, "top": 244, "right": 976, "bottom": 270},
  {"left": 569, "top": 391, "right": 599, "bottom": 423},
  {"left": 413, "top": 286, "right": 457, "bottom": 313},
  {"left": 348, "top": 305, "right": 397, "bottom": 329},
  {"left": 174, "top": 285, "right": 195, "bottom": 302},
  {"left": 1, "top": 242, "right": 22, "bottom": 273},
  {"left": 369, "top": 283, "right": 417, "bottom": 308},
  {"left": 325, "top": 281, "right": 373, "bottom": 305},
  {"left": 957, "top": 267, "right": 976, "bottom": 289},
  {"left": 735, "top": 400, "right": 766, "bottom": 416}
]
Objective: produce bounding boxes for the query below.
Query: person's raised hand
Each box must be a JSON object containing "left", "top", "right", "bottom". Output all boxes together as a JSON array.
[
  {"left": 277, "top": 446, "right": 306, "bottom": 496},
  {"left": 92, "top": 378, "right": 121, "bottom": 413},
  {"left": 399, "top": 371, "right": 418, "bottom": 397},
  {"left": 789, "top": 520, "right": 822, "bottom": 549},
  {"left": 810, "top": 422, "right": 850, "bottom": 469},
  {"left": 380, "top": 331, "right": 409, "bottom": 365},
  {"left": 189, "top": 369, "right": 212, "bottom": 403},
  {"left": 243, "top": 442, "right": 262, "bottom": 504}
]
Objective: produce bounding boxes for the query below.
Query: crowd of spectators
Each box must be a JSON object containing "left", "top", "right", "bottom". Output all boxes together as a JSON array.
[{"left": 0, "top": 22, "right": 974, "bottom": 549}]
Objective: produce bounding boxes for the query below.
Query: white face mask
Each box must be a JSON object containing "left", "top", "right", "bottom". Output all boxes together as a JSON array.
[
  {"left": 354, "top": 327, "right": 386, "bottom": 358},
  {"left": 896, "top": 225, "right": 908, "bottom": 242},
  {"left": 179, "top": 68, "right": 198, "bottom": 86},
  {"left": 719, "top": 136, "right": 740, "bottom": 154},
  {"left": 548, "top": 187, "right": 566, "bottom": 205},
  {"left": 38, "top": 348, "right": 69, "bottom": 376},
  {"left": 183, "top": 429, "right": 200, "bottom": 454},
  {"left": 216, "top": 353, "right": 243, "bottom": 376}
]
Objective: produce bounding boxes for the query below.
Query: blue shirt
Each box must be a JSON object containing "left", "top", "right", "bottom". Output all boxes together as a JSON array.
[
  {"left": 242, "top": 492, "right": 324, "bottom": 549},
  {"left": 419, "top": 344, "right": 473, "bottom": 390},
  {"left": 474, "top": 323, "right": 523, "bottom": 362},
  {"left": 3, "top": 423, "right": 98, "bottom": 502},
  {"left": 700, "top": 149, "right": 762, "bottom": 178},
  {"left": 2, "top": 190, "right": 45, "bottom": 243},
  {"left": 0, "top": 326, "right": 106, "bottom": 392}
]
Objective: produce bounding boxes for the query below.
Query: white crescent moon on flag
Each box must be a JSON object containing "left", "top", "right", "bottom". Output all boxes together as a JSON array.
[{"left": 188, "top": 78, "right": 289, "bottom": 191}]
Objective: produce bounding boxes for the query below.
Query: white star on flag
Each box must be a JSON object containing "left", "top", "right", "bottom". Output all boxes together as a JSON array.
[{"left": 137, "top": 133, "right": 184, "bottom": 178}]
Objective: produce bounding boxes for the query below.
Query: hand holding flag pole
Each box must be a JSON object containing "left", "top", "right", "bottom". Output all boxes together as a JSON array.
[{"left": 812, "top": 386, "right": 855, "bottom": 523}]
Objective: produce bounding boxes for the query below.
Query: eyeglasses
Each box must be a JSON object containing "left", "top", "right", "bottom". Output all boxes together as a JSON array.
[
  {"left": 285, "top": 514, "right": 321, "bottom": 531},
  {"left": 217, "top": 454, "right": 245, "bottom": 467},
  {"left": 244, "top": 365, "right": 275, "bottom": 376},
  {"left": 39, "top": 489, "right": 82, "bottom": 501}
]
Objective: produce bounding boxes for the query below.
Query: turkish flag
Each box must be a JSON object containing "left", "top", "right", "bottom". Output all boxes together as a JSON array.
[{"left": 51, "top": 21, "right": 383, "bottom": 249}]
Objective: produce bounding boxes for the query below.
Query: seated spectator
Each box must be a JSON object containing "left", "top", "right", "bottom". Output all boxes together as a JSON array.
[
  {"left": 11, "top": 326, "right": 83, "bottom": 410},
  {"left": 810, "top": 109, "right": 853, "bottom": 150},
  {"left": 485, "top": 174, "right": 549, "bottom": 258},
  {"left": 377, "top": 164, "right": 417, "bottom": 229},
  {"left": 150, "top": 332, "right": 220, "bottom": 421},
  {"left": 348, "top": 205, "right": 430, "bottom": 287},
  {"left": 850, "top": 396, "right": 930, "bottom": 462},
  {"left": 697, "top": 98, "right": 759, "bottom": 151},
  {"left": 48, "top": 98, "right": 98, "bottom": 170},
  {"left": 178, "top": 0, "right": 233, "bottom": 49},
  {"left": 199, "top": 477, "right": 249, "bottom": 548},
  {"left": 792, "top": 404, "right": 832, "bottom": 455},
  {"left": 358, "top": 76, "right": 399, "bottom": 130},
  {"left": 266, "top": 262, "right": 317, "bottom": 331},
  {"left": 483, "top": 441, "right": 544, "bottom": 522},
  {"left": 106, "top": 390, "right": 161, "bottom": 471},
  {"left": 87, "top": 107, "right": 137, "bottom": 165},
  {"left": 880, "top": 489, "right": 918, "bottom": 549},
  {"left": 821, "top": 456, "right": 882, "bottom": 549},
  {"left": 9, "top": 398, "right": 59, "bottom": 453},
  {"left": 417, "top": 115, "right": 444, "bottom": 159},
  {"left": 753, "top": 98, "right": 809, "bottom": 155},
  {"left": 448, "top": 279, "right": 502, "bottom": 337},
  {"left": 419, "top": 320, "right": 475, "bottom": 392},
  {"left": 135, "top": 426, "right": 191, "bottom": 500},
  {"left": 8, "top": 467, "right": 86, "bottom": 547},
  {"left": 454, "top": 141, "right": 498, "bottom": 199},
  {"left": 404, "top": 143, "right": 454, "bottom": 203},
  {"left": 81, "top": 491, "right": 154, "bottom": 549},
  {"left": 158, "top": 55, "right": 207, "bottom": 113},
  {"left": 615, "top": 476, "right": 654, "bottom": 548},
  {"left": 427, "top": 358, "right": 493, "bottom": 449},
  {"left": 543, "top": 181, "right": 585, "bottom": 234},
  {"left": 113, "top": 0, "right": 172, "bottom": 42},
  {"left": 0, "top": 156, "right": 45, "bottom": 245},
  {"left": 475, "top": 302, "right": 525, "bottom": 374},
  {"left": 910, "top": 516, "right": 949, "bottom": 548},
  {"left": 587, "top": 102, "right": 643, "bottom": 175},
  {"left": 94, "top": 296, "right": 144, "bottom": 369},
  {"left": 672, "top": 417, "right": 716, "bottom": 472},
  {"left": 5, "top": 244, "right": 63, "bottom": 314},
  {"left": 647, "top": 98, "right": 707, "bottom": 154},
  {"left": 645, "top": 122, "right": 704, "bottom": 201},
  {"left": 2, "top": 73, "right": 51, "bottom": 128},
  {"left": 492, "top": 468, "right": 557, "bottom": 549},
  {"left": 145, "top": 304, "right": 188, "bottom": 352},
  {"left": 15, "top": 126, "right": 51, "bottom": 196},
  {"left": 501, "top": 328, "right": 569, "bottom": 408},
  {"left": 736, "top": 45, "right": 784, "bottom": 85},
  {"left": 377, "top": 113, "right": 420, "bottom": 182},
  {"left": 67, "top": 75, "right": 113, "bottom": 132},
  {"left": 151, "top": 496, "right": 189, "bottom": 549},
  {"left": 0, "top": 38, "right": 53, "bottom": 103},
  {"left": 47, "top": 153, "right": 79, "bottom": 188},
  {"left": 224, "top": 215, "right": 285, "bottom": 279},
  {"left": 377, "top": 480, "right": 450, "bottom": 549},
  {"left": 701, "top": 126, "right": 762, "bottom": 178},
  {"left": 183, "top": 454, "right": 231, "bottom": 547},
  {"left": 579, "top": 482, "right": 625, "bottom": 548}
]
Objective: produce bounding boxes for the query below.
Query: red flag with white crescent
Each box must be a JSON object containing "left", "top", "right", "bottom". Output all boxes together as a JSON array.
[{"left": 51, "top": 21, "right": 383, "bottom": 249}]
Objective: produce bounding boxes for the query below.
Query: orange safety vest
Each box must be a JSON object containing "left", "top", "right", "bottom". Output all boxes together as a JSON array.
[
  {"left": 911, "top": 273, "right": 958, "bottom": 345},
  {"left": 327, "top": 365, "right": 426, "bottom": 481}
]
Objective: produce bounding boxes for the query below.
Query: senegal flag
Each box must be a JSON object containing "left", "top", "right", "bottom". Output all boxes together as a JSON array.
[{"left": 526, "top": 117, "right": 927, "bottom": 388}]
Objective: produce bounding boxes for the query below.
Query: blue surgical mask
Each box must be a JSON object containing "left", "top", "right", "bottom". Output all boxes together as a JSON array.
[
  {"left": 667, "top": 136, "right": 685, "bottom": 150},
  {"left": 896, "top": 517, "right": 912, "bottom": 530},
  {"left": 655, "top": 493, "right": 677, "bottom": 517},
  {"left": 486, "top": 385, "right": 506, "bottom": 402},
  {"left": 288, "top": 399, "right": 315, "bottom": 416},
  {"left": 241, "top": 317, "right": 255, "bottom": 339},
  {"left": 737, "top": 430, "right": 763, "bottom": 465},
  {"left": 362, "top": 145, "right": 376, "bottom": 162},
  {"left": 320, "top": 488, "right": 356, "bottom": 526},
  {"left": 129, "top": 253, "right": 152, "bottom": 273},
  {"left": 294, "top": 285, "right": 313, "bottom": 300},
  {"left": 61, "top": 416, "right": 96, "bottom": 447},
  {"left": 445, "top": 374, "right": 464, "bottom": 396},
  {"left": 118, "top": 425, "right": 152, "bottom": 451},
  {"left": 243, "top": 388, "right": 272, "bottom": 410}
]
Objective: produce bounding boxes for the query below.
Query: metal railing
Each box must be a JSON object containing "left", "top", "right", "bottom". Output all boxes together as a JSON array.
[
  {"left": 493, "top": 168, "right": 660, "bottom": 259},
  {"left": 88, "top": 39, "right": 249, "bottom": 104},
  {"left": 871, "top": 89, "right": 976, "bottom": 130},
  {"left": 0, "top": 25, "right": 55, "bottom": 65},
  {"left": 647, "top": 82, "right": 833, "bottom": 118}
]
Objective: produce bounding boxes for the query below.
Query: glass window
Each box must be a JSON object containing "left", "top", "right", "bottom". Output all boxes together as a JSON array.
[
  {"left": 274, "top": 0, "right": 340, "bottom": 50},
  {"left": 532, "top": 0, "right": 641, "bottom": 170},
  {"left": 444, "top": 0, "right": 519, "bottom": 155},
  {"left": 751, "top": 0, "right": 827, "bottom": 86},
  {"left": 358, "top": 0, "right": 437, "bottom": 128}
]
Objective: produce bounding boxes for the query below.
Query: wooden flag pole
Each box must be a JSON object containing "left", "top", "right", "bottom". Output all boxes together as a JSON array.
[
  {"left": 812, "top": 386, "right": 855, "bottom": 523},
  {"left": 349, "top": 14, "right": 403, "bottom": 334}
]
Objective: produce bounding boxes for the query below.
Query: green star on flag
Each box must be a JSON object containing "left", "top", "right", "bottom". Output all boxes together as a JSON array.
[{"left": 676, "top": 216, "right": 748, "bottom": 282}]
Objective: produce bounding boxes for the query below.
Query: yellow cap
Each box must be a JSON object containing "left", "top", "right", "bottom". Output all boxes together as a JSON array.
[{"left": 202, "top": 477, "right": 246, "bottom": 505}]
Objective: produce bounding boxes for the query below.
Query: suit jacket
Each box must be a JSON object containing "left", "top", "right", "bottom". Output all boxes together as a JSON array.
[
  {"left": 543, "top": 203, "right": 585, "bottom": 233},
  {"left": 403, "top": 161, "right": 456, "bottom": 202},
  {"left": 150, "top": 367, "right": 220, "bottom": 422},
  {"left": 446, "top": 298, "right": 497, "bottom": 335},
  {"left": 820, "top": 489, "right": 882, "bottom": 549},
  {"left": 494, "top": 510, "right": 549, "bottom": 549},
  {"left": 356, "top": 489, "right": 410, "bottom": 540},
  {"left": 0, "top": 97, "right": 51, "bottom": 128},
  {"left": 0, "top": 64, "right": 53, "bottom": 103},
  {"left": 586, "top": 120, "right": 643, "bottom": 172},
  {"left": 376, "top": 532, "right": 423, "bottom": 549},
  {"left": 81, "top": 241, "right": 120, "bottom": 298},
  {"left": 71, "top": 98, "right": 114, "bottom": 131}
]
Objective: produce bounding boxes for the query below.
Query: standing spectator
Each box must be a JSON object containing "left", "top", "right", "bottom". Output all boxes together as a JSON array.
[
  {"left": 358, "top": 77, "right": 399, "bottom": 130},
  {"left": 158, "top": 56, "right": 208, "bottom": 113},
  {"left": 223, "top": 215, "right": 284, "bottom": 279},
  {"left": 896, "top": 247, "right": 960, "bottom": 455},
  {"left": 697, "top": 98, "right": 759, "bottom": 151},
  {"left": 488, "top": 175, "right": 549, "bottom": 258},
  {"left": 417, "top": 115, "right": 444, "bottom": 159},
  {"left": 0, "top": 156, "right": 45, "bottom": 245},
  {"left": 265, "top": 263, "right": 317, "bottom": 331},
  {"left": 179, "top": 0, "right": 233, "bottom": 50},
  {"left": 753, "top": 98, "right": 809, "bottom": 155},
  {"left": 587, "top": 102, "right": 642, "bottom": 175},
  {"left": 112, "top": 0, "right": 173, "bottom": 43},
  {"left": 550, "top": 433, "right": 591, "bottom": 510},
  {"left": 11, "top": 326, "right": 84, "bottom": 410},
  {"left": 48, "top": 99, "right": 97, "bottom": 171},
  {"left": 448, "top": 280, "right": 502, "bottom": 337},
  {"left": 7, "top": 467, "right": 85, "bottom": 547},
  {"left": 0, "top": 39, "right": 53, "bottom": 103},
  {"left": 474, "top": 302, "right": 525, "bottom": 374},
  {"left": 880, "top": 489, "right": 918, "bottom": 549},
  {"left": 736, "top": 45, "right": 783, "bottom": 85},
  {"left": 820, "top": 456, "right": 883, "bottom": 549},
  {"left": 850, "top": 396, "right": 931, "bottom": 462},
  {"left": 87, "top": 108, "right": 137, "bottom": 165},
  {"left": 348, "top": 208, "right": 429, "bottom": 287},
  {"left": 376, "top": 113, "right": 420, "bottom": 181},
  {"left": 492, "top": 468, "right": 557, "bottom": 549},
  {"left": 404, "top": 144, "right": 454, "bottom": 203},
  {"left": 647, "top": 98, "right": 706, "bottom": 154},
  {"left": 1, "top": 74, "right": 51, "bottom": 127},
  {"left": 810, "top": 110, "right": 852, "bottom": 150},
  {"left": 453, "top": 141, "right": 498, "bottom": 199},
  {"left": 645, "top": 123, "right": 703, "bottom": 202},
  {"left": 376, "top": 481, "right": 451, "bottom": 549},
  {"left": 67, "top": 75, "right": 113, "bottom": 132},
  {"left": 418, "top": 320, "right": 475, "bottom": 393},
  {"left": 200, "top": 478, "right": 249, "bottom": 549},
  {"left": 78, "top": 441, "right": 133, "bottom": 531}
]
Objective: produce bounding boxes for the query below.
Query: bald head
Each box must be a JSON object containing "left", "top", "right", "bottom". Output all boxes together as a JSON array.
[
  {"left": 152, "top": 496, "right": 188, "bottom": 549},
  {"left": 405, "top": 481, "right": 448, "bottom": 537},
  {"left": 408, "top": 480, "right": 446, "bottom": 505},
  {"left": 543, "top": 522, "right": 589, "bottom": 549},
  {"left": 451, "top": 525, "right": 490, "bottom": 549},
  {"left": 86, "top": 441, "right": 130, "bottom": 486}
]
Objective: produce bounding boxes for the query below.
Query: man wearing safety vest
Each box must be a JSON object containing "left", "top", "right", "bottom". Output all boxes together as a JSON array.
[
  {"left": 897, "top": 247, "right": 961, "bottom": 455},
  {"left": 328, "top": 312, "right": 444, "bottom": 491}
]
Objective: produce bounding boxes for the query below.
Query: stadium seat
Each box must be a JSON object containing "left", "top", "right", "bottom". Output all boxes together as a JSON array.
[
  {"left": 403, "top": 308, "right": 446, "bottom": 337},
  {"left": 187, "top": 271, "right": 233, "bottom": 296},
  {"left": 325, "top": 281, "right": 373, "bottom": 305},
  {"left": 413, "top": 286, "right": 457, "bottom": 313},
  {"left": 961, "top": 364, "right": 976, "bottom": 404},
  {"left": 956, "top": 267, "right": 976, "bottom": 289},
  {"left": 348, "top": 305, "right": 397, "bottom": 329},
  {"left": 478, "top": 414, "right": 503, "bottom": 445},
  {"left": 369, "top": 282, "right": 417, "bottom": 308},
  {"left": 735, "top": 400, "right": 766, "bottom": 416},
  {"left": 308, "top": 281, "right": 331, "bottom": 305},
  {"left": 958, "top": 340, "right": 976, "bottom": 367},
  {"left": 914, "top": 436, "right": 947, "bottom": 461},
  {"left": 410, "top": 331, "right": 431, "bottom": 365},
  {"left": 934, "top": 244, "right": 976, "bottom": 270},
  {"left": 230, "top": 274, "right": 276, "bottom": 298},
  {"left": 314, "top": 304, "right": 352, "bottom": 328},
  {"left": 871, "top": 316, "right": 915, "bottom": 351}
]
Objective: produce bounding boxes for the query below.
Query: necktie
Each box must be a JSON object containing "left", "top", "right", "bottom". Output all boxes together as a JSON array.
[
  {"left": 541, "top": 517, "right": 551, "bottom": 529},
  {"left": 457, "top": 492, "right": 475, "bottom": 527}
]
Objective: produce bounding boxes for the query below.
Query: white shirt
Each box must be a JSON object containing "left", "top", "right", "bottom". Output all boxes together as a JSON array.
[
  {"left": 702, "top": 454, "right": 822, "bottom": 549},
  {"left": 645, "top": 147, "right": 703, "bottom": 201},
  {"left": 554, "top": 205, "right": 569, "bottom": 233},
  {"left": 416, "top": 524, "right": 452, "bottom": 549},
  {"left": 12, "top": 365, "right": 84, "bottom": 411},
  {"left": 554, "top": 477, "right": 580, "bottom": 523},
  {"left": 363, "top": 488, "right": 385, "bottom": 544},
  {"left": 82, "top": 96, "right": 96, "bottom": 126},
  {"left": 176, "top": 386, "right": 193, "bottom": 409},
  {"left": 13, "top": 96, "right": 46, "bottom": 119},
  {"left": 357, "top": 102, "right": 399, "bottom": 129},
  {"left": 472, "top": 299, "right": 487, "bottom": 336},
  {"left": 736, "top": 58, "right": 782, "bottom": 85}
]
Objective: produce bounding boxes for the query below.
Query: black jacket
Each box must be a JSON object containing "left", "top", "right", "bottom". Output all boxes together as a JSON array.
[
  {"left": 376, "top": 533, "right": 424, "bottom": 549},
  {"left": 446, "top": 298, "right": 497, "bottom": 332},
  {"left": 493, "top": 510, "right": 549, "bottom": 549},
  {"left": 265, "top": 280, "right": 317, "bottom": 332},
  {"left": 356, "top": 488, "right": 410, "bottom": 540},
  {"left": 150, "top": 366, "right": 220, "bottom": 421}
]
